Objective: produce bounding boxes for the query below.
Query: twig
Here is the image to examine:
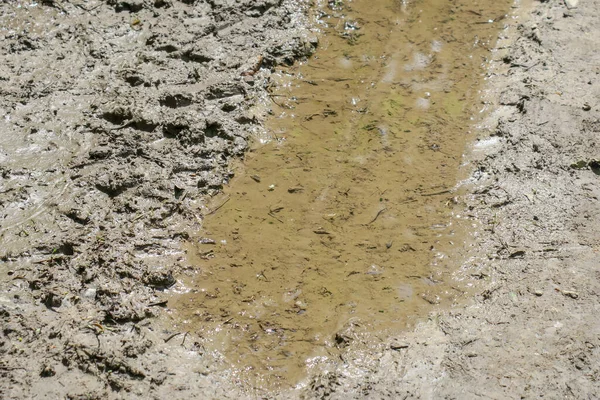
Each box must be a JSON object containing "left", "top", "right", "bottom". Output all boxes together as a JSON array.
[
  {"left": 164, "top": 332, "right": 182, "bottom": 343},
  {"left": 268, "top": 212, "right": 284, "bottom": 223},
  {"left": 207, "top": 197, "right": 230, "bottom": 215},
  {"left": 399, "top": 198, "right": 417, "bottom": 204},
  {"left": 72, "top": 1, "right": 102, "bottom": 12},
  {"left": 268, "top": 94, "right": 291, "bottom": 109},
  {"left": 421, "top": 189, "right": 451, "bottom": 197},
  {"left": 365, "top": 208, "right": 386, "bottom": 225},
  {"left": 147, "top": 300, "right": 168, "bottom": 307},
  {"left": 510, "top": 61, "right": 541, "bottom": 71}
]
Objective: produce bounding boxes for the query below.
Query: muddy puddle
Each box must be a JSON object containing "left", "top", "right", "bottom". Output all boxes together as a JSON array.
[{"left": 168, "top": 0, "right": 512, "bottom": 390}]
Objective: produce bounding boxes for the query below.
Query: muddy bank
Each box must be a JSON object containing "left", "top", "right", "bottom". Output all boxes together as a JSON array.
[
  {"left": 303, "top": 0, "right": 600, "bottom": 398},
  {"left": 0, "top": 1, "right": 315, "bottom": 398}
]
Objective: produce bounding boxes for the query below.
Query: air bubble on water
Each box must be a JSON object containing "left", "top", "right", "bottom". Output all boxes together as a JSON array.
[{"left": 366, "top": 264, "right": 384, "bottom": 275}]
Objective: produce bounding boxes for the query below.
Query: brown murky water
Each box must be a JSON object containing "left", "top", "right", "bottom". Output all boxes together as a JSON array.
[{"left": 169, "top": 0, "right": 512, "bottom": 390}]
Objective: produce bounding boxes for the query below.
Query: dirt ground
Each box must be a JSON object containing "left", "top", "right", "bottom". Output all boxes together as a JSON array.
[{"left": 1, "top": 0, "right": 599, "bottom": 399}]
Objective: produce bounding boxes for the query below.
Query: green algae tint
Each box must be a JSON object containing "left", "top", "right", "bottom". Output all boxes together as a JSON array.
[{"left": 169, "top": 0, "right": 513, "bottom": 391}]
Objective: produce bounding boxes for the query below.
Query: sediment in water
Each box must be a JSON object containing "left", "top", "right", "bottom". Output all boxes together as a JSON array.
[{"left": 169, "top": 0, "right": 515, "bottom": 391}]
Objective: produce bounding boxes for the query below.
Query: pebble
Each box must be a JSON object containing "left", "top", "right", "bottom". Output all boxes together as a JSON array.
[
  {"left": 83, "top": 288, "right": 97, "bottom": 300},
  {"left": 564, "top": 0, "right": 579, "bottom": 9}
]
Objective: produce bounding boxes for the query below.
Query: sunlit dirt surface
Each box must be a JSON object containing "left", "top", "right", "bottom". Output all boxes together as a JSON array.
[{"left": 169, "top": 0, "right": 512, "bottom": 390}]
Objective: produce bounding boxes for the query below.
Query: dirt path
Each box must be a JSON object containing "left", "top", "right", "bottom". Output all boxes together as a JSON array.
[{"left": 1, "top": 0, "right": 599, "bottom": 399}]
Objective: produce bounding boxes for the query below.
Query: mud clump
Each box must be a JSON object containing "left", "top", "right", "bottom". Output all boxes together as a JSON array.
[{"left": 0, "top": 0, "right": 314, "bottom": 398}]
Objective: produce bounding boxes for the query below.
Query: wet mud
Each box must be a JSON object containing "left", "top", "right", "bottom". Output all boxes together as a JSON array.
[
  {"left": 2, "top": 0, "right": 599, "bottom": 398},
  {"left": 170, "top": 0, "right": 513, "bottom": 390},
  {"left": 0, "top": 1, "right": 315, "bottom": 398}
]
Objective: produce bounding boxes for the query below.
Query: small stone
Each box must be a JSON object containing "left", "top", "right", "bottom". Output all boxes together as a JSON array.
[
  {"left": 40, "top": 364, "right": 56, "bottom": 377},
  {"left": 83, "top": 288, "right": 97, "bottom": 300},
  {"left": 294, "top": 300, "right": 307, "bottom": 310},
  {"left": 390, "top": 341, "right": 409, "bottom": 350},
  {"left": 564, "top": 0, "right": 579, "bottom": 9}
]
